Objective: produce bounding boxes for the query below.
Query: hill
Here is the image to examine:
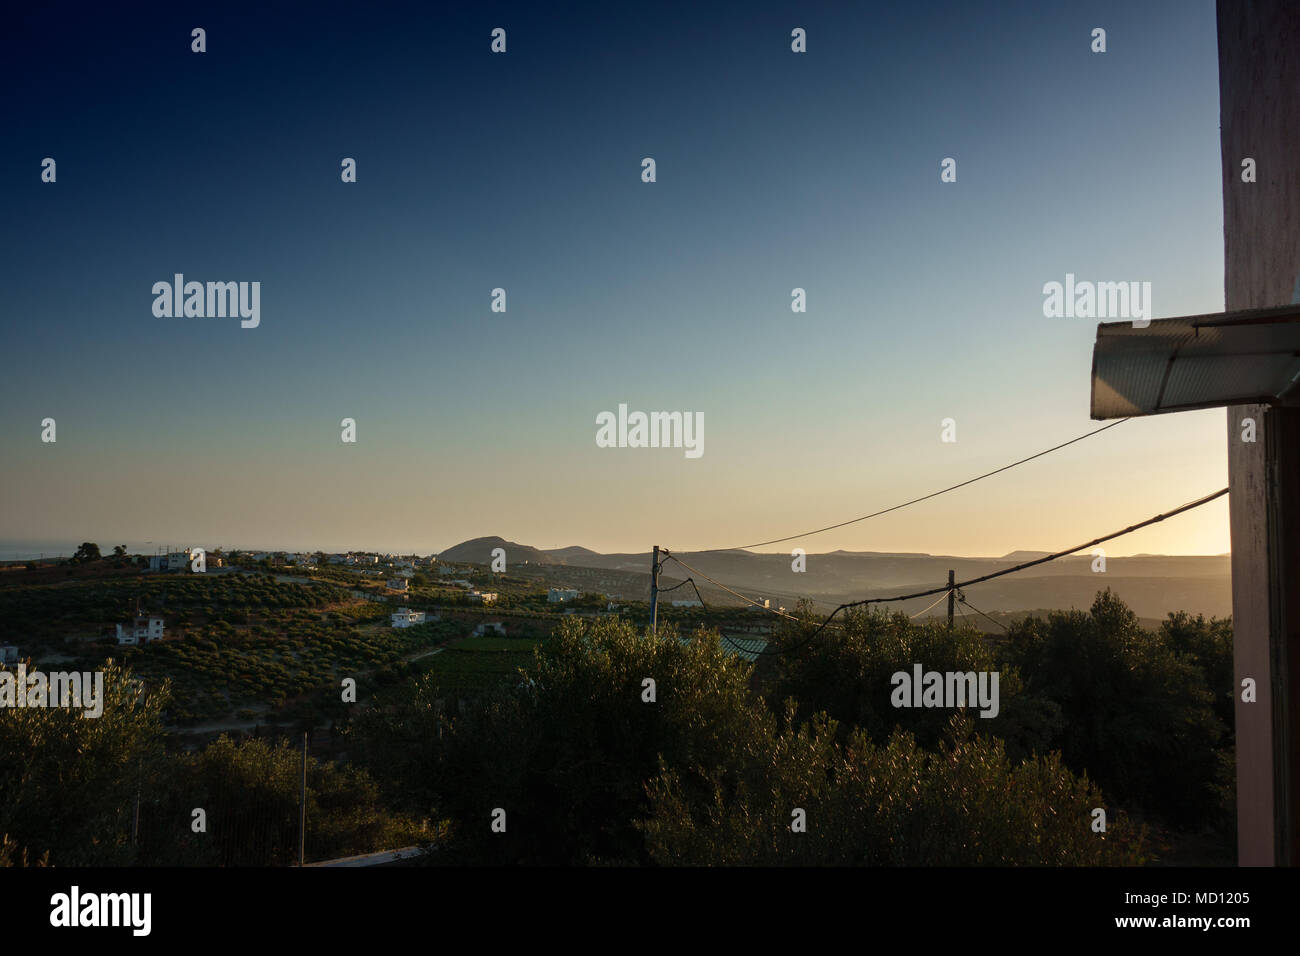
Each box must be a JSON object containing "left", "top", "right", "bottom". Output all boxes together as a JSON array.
[
  {"left": 544, "top": 546, "right": 603, "bottom": 563},
  {"left": 438, "top": 536, "right": 559, "bottom": 566},
  {"left": 437, "top": 538, "right": 1234, "bottom": 620}
]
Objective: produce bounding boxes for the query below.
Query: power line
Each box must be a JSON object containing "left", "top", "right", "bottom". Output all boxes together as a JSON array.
[
  {"left": 649, "top": 568, "right": 779, "bottom": 658},
  {"left": 665, "top": 486, "right": 1228, "bottom": 657},
  {"left": 909, "top": 589, "right": 954, "bottom": 619},
  {"left": 674, "top": 559, "right": 844, "bottom": 655},
  {"left": 655, "top": 577, "right": 696, "bottom": 594},
  {"left": 781, "top": 485, "right": 1228, "bottom": 654},
  {"left": 660, "top": 552, "right": 803, "bottom": 621},
  {"left": 678, "top": 418, "right": 1130, "bottom": 553},
  {"left": 957, "top": 594, "right": 1008, "bottom": 633},
  {"left": 660, "top": 551, "right": 841, "bottom": 628}
]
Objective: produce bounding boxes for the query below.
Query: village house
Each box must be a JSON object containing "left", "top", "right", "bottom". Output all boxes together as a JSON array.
[
  {"left": 114, "top": 615, "right": 165, "bottom": 645},
  {"left": 548, "top": 587, "right": 579, "bottom": 603},
  {"left": 391, "top": 608, "right": 426, "bottom": 628},
  {"left": 146, "top": 549, "right": 193, "bottom": 572},
  {"left": 473, "top": 621, "right": 506, "bottom": 636}
]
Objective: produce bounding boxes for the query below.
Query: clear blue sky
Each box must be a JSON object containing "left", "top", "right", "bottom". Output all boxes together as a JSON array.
[{"left": 0, "top": 0, "right": 1229, "bottom": 556}]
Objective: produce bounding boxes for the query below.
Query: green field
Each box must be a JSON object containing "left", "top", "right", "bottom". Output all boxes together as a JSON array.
[{"left": 413, "top": 634, "right": 548, "bottom": 694}]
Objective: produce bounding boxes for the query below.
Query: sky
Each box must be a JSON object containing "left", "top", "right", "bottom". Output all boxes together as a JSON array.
[{"left": 0, "top": 0, "right": 1230, "bottom": 557}]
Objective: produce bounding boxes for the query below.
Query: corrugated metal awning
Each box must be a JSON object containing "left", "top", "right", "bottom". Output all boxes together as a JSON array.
[{"left": 1090, "top": 303, "right": 1300, "bottom": 418}]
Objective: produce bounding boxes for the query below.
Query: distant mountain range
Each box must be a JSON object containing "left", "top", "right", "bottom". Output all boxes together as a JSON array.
[{"left": 438, "top": 536, "right": 1233, "bottom": 620}]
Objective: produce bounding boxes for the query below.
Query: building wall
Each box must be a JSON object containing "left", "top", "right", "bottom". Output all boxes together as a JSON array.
[{"left": 1218, "top": 0, "right": 1300, "bottom": 865}]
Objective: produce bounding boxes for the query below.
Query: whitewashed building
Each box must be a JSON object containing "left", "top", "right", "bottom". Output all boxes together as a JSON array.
[
  {"left": 391, "top": 608, "right": 426, "bottom": 628},
  {"left": 548, "top": 588, "right": 579, "bottom": 603},
  {"left": 146, "top": 550, "right": 193, "bottom": 572},
  {"left": 473, "top": 621, "right": 506, "bottom": 636},
  {"left": 115, "top": 616, "right": 165, "bottom": 645}
]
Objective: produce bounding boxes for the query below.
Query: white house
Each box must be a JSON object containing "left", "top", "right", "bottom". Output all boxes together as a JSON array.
[
  {"left": 391, "top": 608, "right": 426, "bottom": 628},
  {"left": 147, "top": 550, "right": 192, "bottom": 572},
  {"left": 473, "top": 621, "right": 506, "bottom": 636},
  {"left": 386, "top": 578, "right": 409, "bottom": 592},
  {"left": 468, "top": 591, "right": 497, "bottom": 604},
  {"left": 548, "top": 588, "right": 579, "bottom": 603},
  {"left": 671, "top": 600, "right": 703, "bottom": 608},
  {"left": 115, "top": 616, "right": 165, "bottom": 645}
]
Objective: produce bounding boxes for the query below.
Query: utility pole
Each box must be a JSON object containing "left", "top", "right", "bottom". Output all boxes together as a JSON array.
[
  {"left": 947, "top": 569, "right": 955, "bottom": 628},
  {"left": 649, "top": 546, "right": 660, "bottom": 636},
  {"left": 131, "top": 758, "right": 142, "bottom": 848}
]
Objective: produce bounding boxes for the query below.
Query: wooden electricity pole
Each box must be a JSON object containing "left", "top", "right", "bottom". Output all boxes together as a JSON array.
[
  {"left": 947, "top": 569, "right": 955, "bottom": 628},
  {"left": 649, "top": 546, "right": 660, "bottom": 636}
]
